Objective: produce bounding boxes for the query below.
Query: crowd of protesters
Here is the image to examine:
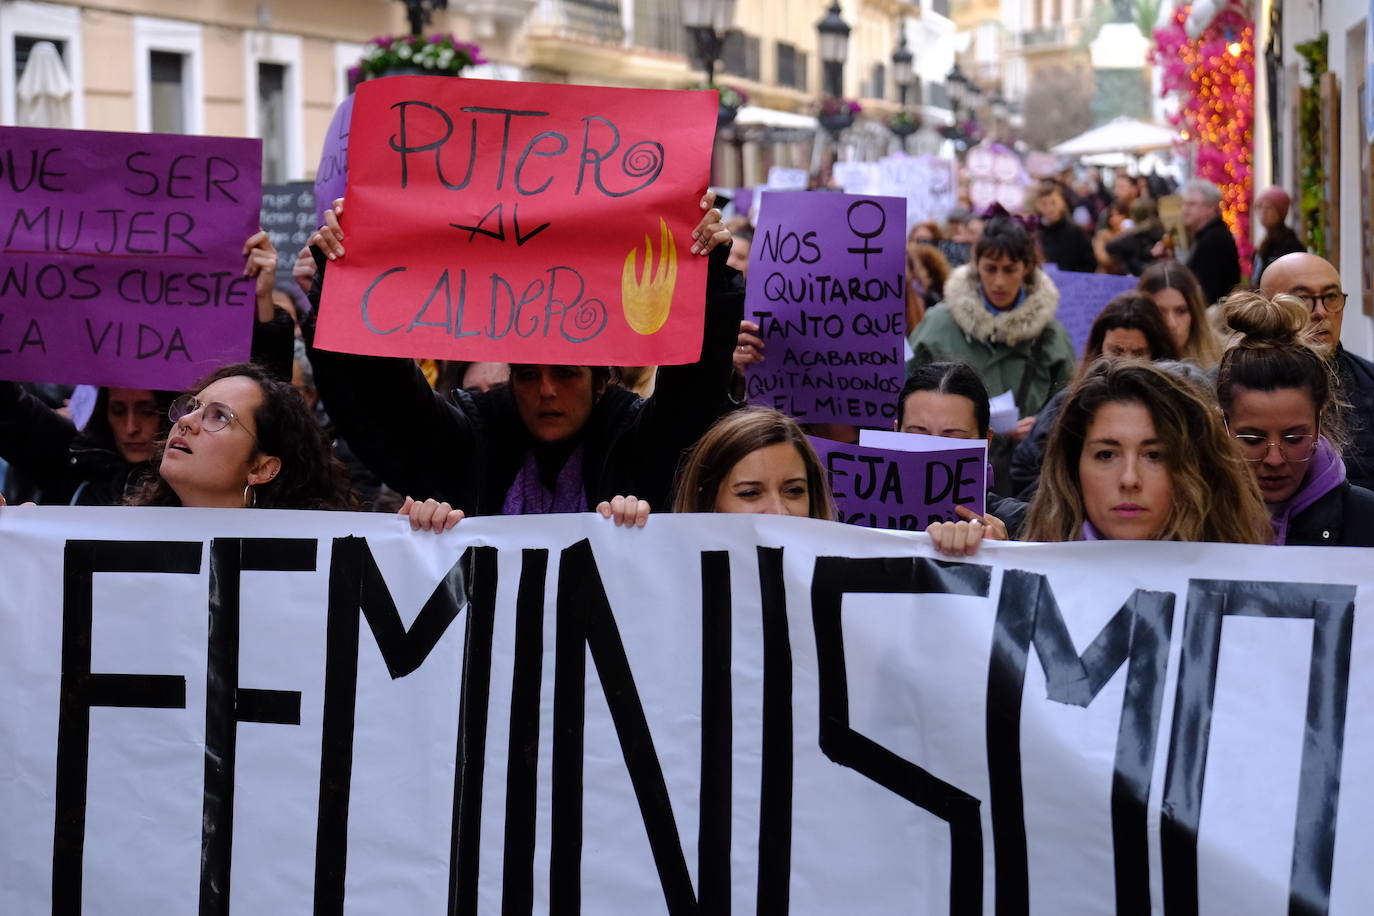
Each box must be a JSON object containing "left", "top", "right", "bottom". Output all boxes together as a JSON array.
[{"left": 4, "top": 166, "right": 1374, "bottom": 558}]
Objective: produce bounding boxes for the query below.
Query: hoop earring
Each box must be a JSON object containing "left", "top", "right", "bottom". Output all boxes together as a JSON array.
[{"left": 243, "top": 483, "right": 257, "bottom": 509}]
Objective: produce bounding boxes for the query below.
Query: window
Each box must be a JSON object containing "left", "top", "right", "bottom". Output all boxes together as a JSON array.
[
  {"left": 134, "top": 17, "right": 203, "bottom": 134},
  {"left": 870, "top": 63, "right": 886, "bottom": 100},
  {"left": 721, "top": 31, "right": 760, "bottom": 81},
  {"left": 149, "top": 51, "right": 186, "bottom": 134},
  {"left": 258, "top": 63, "right": 287, "bottom": 183},
  {"left": 777, "top": 41, "right": 803, "bottom": 89},
  {"left": 563, "top": 0, "right": 625, "bottom": 43},
  {"left": 2, "top": 1, "right": 85, "bottom": 127},
  {"left": 14, "top": 35, "right": 65, "bottom": 82},
  {"left": 246, "top": 32, "right": 303, "bottom": 180},
  {"left": 635, "top": 0, "right": 685, "bottom": 54}
]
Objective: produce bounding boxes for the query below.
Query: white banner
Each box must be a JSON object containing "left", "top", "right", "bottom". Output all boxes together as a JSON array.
[{"left": 1, "top": 508, "right": 1372, "bottom": 914}]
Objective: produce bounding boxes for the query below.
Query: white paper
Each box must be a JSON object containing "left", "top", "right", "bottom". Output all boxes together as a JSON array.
[
  {"left": 860, "top": 428, "right": 989, "bottom": 458},
  {"left": 765, "top": 165, "right": 808, "bottom": 191},
  {"left": 989, "top": 389, "right": 1020, "bottom": 434}
]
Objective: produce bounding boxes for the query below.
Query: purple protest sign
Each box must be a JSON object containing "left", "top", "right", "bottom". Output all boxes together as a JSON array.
[
  {"left": 314, "top": 94, "right": 352, "bottom": 227},
  {"left": 1042, "top": 266, "right": 1138, "bottom": 357},
  {"left": 0, "top": 126, "right": 261, "bottom": 389},
  {"left": 810, "top": 436, "right": 986, "bottom": 529},
  {"left": 745, "top": 192, "right": 905, "bottom": 425}
]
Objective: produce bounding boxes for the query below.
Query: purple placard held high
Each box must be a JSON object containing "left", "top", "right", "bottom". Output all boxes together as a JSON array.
[
  {"left": 0, "top": 127, "right": 261, "bottom": 390},
  {"left": 1042, "top": 266, "right": 1138, "bottom": 358},
  {"left": 745, "top": 191, "right": 905, "bottom": 426},
  {"left": 314, "top": 94, "right": 352, "bottom": 227},
  {"left": 810, "top": 436, "right": 986, "bottom": 530}
]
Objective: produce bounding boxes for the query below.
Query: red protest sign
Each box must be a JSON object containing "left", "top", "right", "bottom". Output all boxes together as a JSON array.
[{"left": 315, "top": 77, "right": 717, "bottom": 366}]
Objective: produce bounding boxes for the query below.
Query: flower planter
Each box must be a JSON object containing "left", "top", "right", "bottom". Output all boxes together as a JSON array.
[{"left": 818, "top": 111, "right": 854, "bottom": 134}]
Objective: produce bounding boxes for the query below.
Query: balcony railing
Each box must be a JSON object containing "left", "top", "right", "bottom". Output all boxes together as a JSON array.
[
  {"left": 534, "top": 0, "right": 625, "bottom": 44},
  {"left": 1014, "top": 24, "right": 1068, "bottom": 49}
]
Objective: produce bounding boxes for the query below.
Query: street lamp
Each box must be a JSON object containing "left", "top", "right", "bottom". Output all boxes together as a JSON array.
[
  {"left": 816, "top": 1, "right": 851, "bottom": 100},
  {"left": 395, "top": 0, "right": 449, "bottom": 37},
  {"left": 892, "top": 32, "right": 914, "bottom": 107},
  {"left": 682, "top": 0, "right": 737, "bottom": 87}
]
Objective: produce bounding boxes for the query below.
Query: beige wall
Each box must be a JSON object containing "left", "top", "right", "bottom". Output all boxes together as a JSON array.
[
  {"left": 15, "top": 1, "right": 433, "bottom": 178},
  {"left": 12, "top": 0, "right": 913, "bottom": 184}
]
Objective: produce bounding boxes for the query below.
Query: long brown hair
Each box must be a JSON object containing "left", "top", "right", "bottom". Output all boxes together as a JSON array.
[
  {"left": 1137, "top": 261, "right": 1222, "bottom": 367},
  {"left": 1077, "top": 291, "right": 1178, "bottom": 380},
  {"left": 1026, "top": 360, "right": 1270, "bottom": 543},
  {"left": 672, "top": 407, "right": 834, "bottom": 519},
  {"left": 127, "top": 362, "right": 358, "bottom": 509}
]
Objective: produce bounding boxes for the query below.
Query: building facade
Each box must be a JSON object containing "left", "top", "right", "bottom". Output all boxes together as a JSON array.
[{"left": 3, "top": 0, "right": 923, "bottom": 187}]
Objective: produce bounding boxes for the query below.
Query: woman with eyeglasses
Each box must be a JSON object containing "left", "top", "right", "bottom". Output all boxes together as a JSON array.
[
  {"left": 0, "top": 232, "right": 296, "bottom": 506},
  {"left": 126, "top": 362, "right": 357, "bottom": 510},
  {"left": 1216, "top": 291, "right": 1374, "bottom": 546}
]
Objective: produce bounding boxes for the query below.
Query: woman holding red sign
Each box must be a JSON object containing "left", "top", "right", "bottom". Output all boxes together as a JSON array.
[{"left": 303, "top": 194, "right": 742, "bottom": 521}]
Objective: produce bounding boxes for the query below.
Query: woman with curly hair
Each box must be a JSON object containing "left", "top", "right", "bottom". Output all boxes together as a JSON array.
[
  {"left": 127, "top": 362, "right": 357, "bottom": 510},
  {"left": 1025, "top": 359, "right": 1270, "bottom": 543},
  {"left": 1009, "top": 290, "right": 1179, "bottom": 497}
]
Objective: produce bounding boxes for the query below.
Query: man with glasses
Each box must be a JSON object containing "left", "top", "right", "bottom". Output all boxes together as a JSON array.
[
  {"left": 1261, "top": 252, "right": 1374, "bottom": 490},
  {"left": 1177, "top": 178, "right": 1241, "bottom": 305}
]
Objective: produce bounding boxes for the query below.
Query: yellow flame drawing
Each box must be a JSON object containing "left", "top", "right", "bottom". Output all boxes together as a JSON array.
[{"left": 621, "top": 217, "right": 678, "bottom": 335}]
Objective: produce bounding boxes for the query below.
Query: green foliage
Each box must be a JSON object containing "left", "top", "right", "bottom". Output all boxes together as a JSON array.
[
  {"left": 1296, "top": 34, "right": 1329, "bottom": 257},
  {"left": 1132, "top": 0, "right": 1165, "bottom": 39}
]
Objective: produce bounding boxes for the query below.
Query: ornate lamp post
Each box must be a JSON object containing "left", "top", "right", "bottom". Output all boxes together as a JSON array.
[
  {"left": 397, "top": 0, "right": 448, "bottom": 37},
  {"left": 892, "top": 33, "right": 914, "bottom": 107},
  {"left": 816, "top": 1, "right": 853, "bottom": 137},
  {"left": 889, "top": 31, "right": 919, "bottom": 149},
  {"left": 817, "top": 1, "right": 851, "bottom": 99},
  {"left": 682, "top": 0, "right": 737, "bottom": 88},
  {"left": 942, "top": 62, "right": 983, "bottom": 150}
]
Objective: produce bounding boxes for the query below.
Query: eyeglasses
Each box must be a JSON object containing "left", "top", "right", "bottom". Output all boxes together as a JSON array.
[
  {"left": 1227, "top": 429, "right": 1318, "bottom": 463},
  {"left": 1293, "top": 291, "right": 1348, "bottom": 314},
  {"left": 168, "top": 395, "right": 257, "bottom": 442}
]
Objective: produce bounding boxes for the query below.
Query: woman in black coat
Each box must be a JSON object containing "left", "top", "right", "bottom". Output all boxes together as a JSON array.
[
  {"left": 304, "top": 195, "right": 744, "bottom": 517},
  {"left": 1034, "top": 182, "right": 1096, "bottom": 273}
]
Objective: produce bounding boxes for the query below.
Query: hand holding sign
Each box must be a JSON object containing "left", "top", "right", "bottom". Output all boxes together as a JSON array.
[
  {"left": 926, "top": 504, "right": 1008, "bottom": 557},
  {"left": 242, "top": 230, "right": 279, "bottom": 322},
  {"left": 0, "top": 126, "right": 261, "bottom": 389},
  {"left": 314, "top": 78, "right": 719, "bottom": 366}
]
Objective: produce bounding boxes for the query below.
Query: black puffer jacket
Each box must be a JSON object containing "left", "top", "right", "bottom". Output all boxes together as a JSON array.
[
  {"left": 305, "top": 245, "right": 744, "bottom": 515},
  {"left": 1286, "top": 481, "right": 1374, "bottom": 547},
  {"left": 1008, "top": 388, "right": 1067, "bottom": 499},
  {"left": 1335, "top": 346, "right": 1374, "bottom": 493},
  {"left": 1038, "top": 218, "right": 1096, "bottom": 273}
]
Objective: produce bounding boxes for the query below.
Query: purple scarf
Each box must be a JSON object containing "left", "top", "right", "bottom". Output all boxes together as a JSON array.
[
  {"left": 1081, "top": 520, "right": 1103, "bottom": 541},
  {"left": 500, "top": 444, "right": 588, "bottom": 515},
  {"left": 1268, "top": 437, "right": 1346, "bottom": 546}
]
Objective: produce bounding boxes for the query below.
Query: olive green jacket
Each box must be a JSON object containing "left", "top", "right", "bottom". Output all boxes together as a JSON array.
[{"left": 907, "top": 265, "right": 1075, "bottom": 419}]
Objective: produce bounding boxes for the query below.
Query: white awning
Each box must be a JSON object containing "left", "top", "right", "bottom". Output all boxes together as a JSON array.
[
  {"left": 1050, "top": 116, "right": 1179, "bottom": 156},
  {"left": 734, "top": 105, "right": 818, "bottom": 131}
]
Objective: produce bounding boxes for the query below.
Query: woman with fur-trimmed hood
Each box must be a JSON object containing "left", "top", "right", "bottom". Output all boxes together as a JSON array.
[{"left": 907, "top": 215, "right": 1075, "bottom": 488}]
